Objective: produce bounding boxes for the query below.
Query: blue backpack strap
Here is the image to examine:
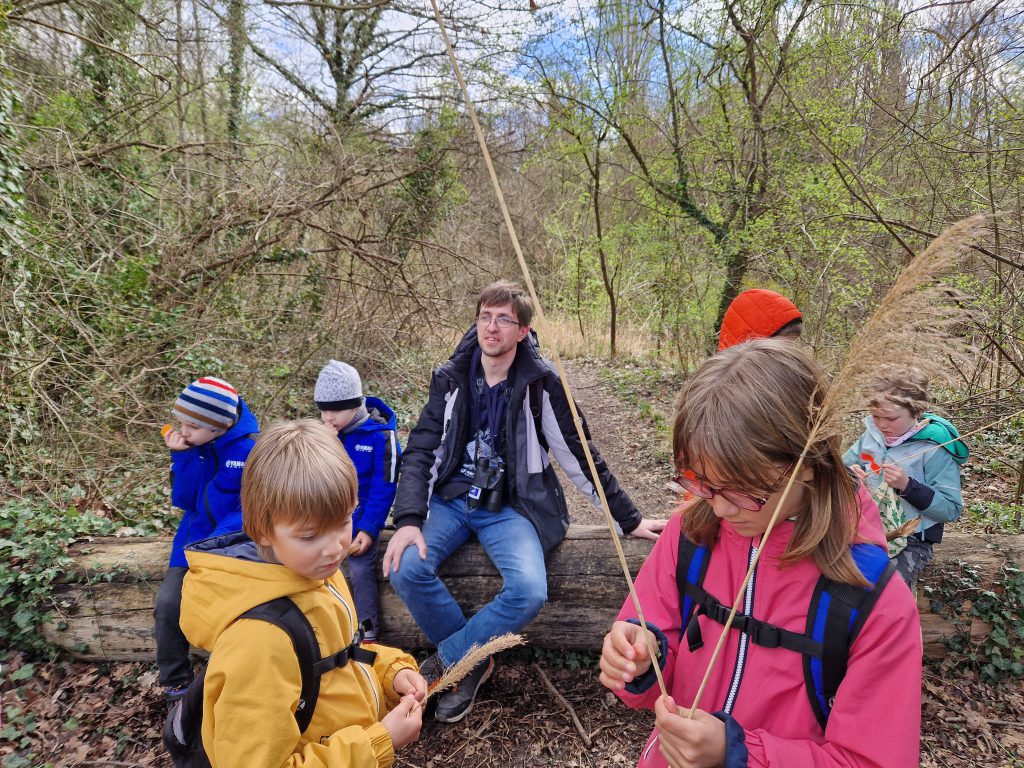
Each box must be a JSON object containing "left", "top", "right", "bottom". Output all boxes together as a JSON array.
[
  {"left": 803, "top": 543, "right": 897, "bottom": 729},
  {"left": 676, "top": 534, "right": 711, "bottom": 650}
]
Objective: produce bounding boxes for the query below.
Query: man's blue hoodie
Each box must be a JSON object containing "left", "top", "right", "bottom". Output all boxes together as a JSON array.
[
  {"left": 337, "top": 397, "right": 401, "bottom": 539},
  {"left": 168, "top": 400, "right": 259, "bottom": 567}
]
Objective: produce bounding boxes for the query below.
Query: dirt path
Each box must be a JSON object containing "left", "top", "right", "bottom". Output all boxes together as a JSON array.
[{"left": 557, "top": 359, "right": 678, "bottom": 526}]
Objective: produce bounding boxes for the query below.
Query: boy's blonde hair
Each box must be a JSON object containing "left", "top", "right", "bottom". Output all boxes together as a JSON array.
[
  {"left": 242, "top": 419, "right": 358, "bottom": 543},
  {"left": 865, "top": 368, "right": 930, "bottom": 419},
  {"left": 673, "top": 339, "right": 865, "bottom": 586}
]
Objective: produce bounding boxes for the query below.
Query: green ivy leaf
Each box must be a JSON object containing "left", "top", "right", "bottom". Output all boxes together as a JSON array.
[{"left": 10, "top": 663, "right": 34, "bottom": 681}]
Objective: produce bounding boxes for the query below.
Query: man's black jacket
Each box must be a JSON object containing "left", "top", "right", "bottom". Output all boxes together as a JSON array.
[{"left": 392, "top": 326, "right": 641, "bottom": 554}]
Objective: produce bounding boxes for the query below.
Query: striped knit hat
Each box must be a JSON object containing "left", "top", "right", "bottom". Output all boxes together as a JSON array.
[{"left": 172, "top": 377, "right": 240, "bottom": 430}]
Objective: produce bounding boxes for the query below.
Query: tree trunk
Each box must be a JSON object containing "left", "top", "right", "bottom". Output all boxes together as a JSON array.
[
  {"left": 225, "top": 0, "right": 245, "bottom": 150},
  {"left": 712, "top": 240, "right": 749, "bottom": 350},
  {"left": 40, "top": 528, "right": 1021, "bottom": 661},
  {"left": 591, "top": 146, "right": 617, "bottom": 359}
]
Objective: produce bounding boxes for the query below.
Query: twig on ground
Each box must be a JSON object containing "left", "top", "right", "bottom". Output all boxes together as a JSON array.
[
  {"left": 532, "top": 662, "right": 592, "bottom": 748},
  {"left": 943, "top": 717, "right": 1022, "bottom": 728}
]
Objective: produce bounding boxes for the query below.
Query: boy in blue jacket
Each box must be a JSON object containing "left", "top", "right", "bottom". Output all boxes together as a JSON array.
[
  {"left": 155, "top": 376, "right": 259, "bottom": 702},
  {"left": 316, "top": 360, "right": 401, "bottom": 641}
]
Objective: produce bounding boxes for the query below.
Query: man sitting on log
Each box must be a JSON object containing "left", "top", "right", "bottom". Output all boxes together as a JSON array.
[{"left": 382, "top": 279, "right": 665, "bottom": 723}]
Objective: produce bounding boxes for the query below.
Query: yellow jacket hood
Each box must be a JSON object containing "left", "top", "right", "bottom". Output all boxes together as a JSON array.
[{"left": 181, "top": 533, "right": 321, "bottom": 651}]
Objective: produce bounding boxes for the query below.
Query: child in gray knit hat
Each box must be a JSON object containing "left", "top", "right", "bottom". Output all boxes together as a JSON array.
[{"left": 315, "top": 360, "right": 402, "bottom": 640}]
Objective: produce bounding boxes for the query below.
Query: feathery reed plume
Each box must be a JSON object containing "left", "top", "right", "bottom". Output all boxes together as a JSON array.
[
  {"left": 686, "top": 215, "right": 990, "bottom": 718},
  {"left": 886, "top": 516, "right": 921, "bottom": 542},
  {"left": 425, "top": 633, "right": 525, "bottom": 700},
  {"left": 830, "top": 214, "right": 990, "bottom": 416}
]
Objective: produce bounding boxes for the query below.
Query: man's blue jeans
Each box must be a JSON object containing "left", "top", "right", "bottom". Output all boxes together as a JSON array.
[{"left": 388, "top": 494, "right": 547, "bottom": 666}]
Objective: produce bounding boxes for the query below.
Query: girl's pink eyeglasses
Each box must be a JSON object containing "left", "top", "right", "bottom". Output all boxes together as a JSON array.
[{"left": 675, "top": 463, "right": 794, "bottom": 511}]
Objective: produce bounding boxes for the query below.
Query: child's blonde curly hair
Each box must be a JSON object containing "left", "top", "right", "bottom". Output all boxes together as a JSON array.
[{"left": 865, "top": 368, "right": 930, "bottom": 419}]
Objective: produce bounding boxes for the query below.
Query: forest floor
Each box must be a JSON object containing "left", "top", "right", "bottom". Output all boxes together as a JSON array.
[{"left": 3, "top": 358, "right": 1023, "bottom": 767}]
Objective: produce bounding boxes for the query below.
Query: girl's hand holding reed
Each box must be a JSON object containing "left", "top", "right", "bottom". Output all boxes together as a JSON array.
[
  {"left": 654, "top": 695, "right": 726, "bottom": 768},
  {"left": 599, "top": 620, "right": 656, "bottom": 691}
]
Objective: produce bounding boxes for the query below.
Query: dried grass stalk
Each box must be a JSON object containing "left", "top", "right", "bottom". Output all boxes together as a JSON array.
[
  {"left": 425, "top": 633, "right": 525, "bottom": 700},
  {"left": 830, "top": 213, "right": 990, "bottom": 416},
  {"left": 886, "top": 516, "right": 921, "bottom": 542}
]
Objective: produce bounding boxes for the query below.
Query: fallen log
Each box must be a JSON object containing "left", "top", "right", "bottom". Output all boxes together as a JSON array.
[{"left": 39, "top": 527, "right": 1022, "bottom": 661}]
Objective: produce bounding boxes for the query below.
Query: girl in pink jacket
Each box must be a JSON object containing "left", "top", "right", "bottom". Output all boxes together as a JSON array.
[{"left": 599, "top": 339, "right": 921, "bottom": 768}]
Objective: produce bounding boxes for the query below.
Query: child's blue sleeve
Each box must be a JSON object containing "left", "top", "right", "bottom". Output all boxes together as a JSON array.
[
  {"left": 170, "top": 449, "right": 202, "bottom": 513},
  {"left": 207, "top": 439, "right": 254, "bottom": 536},
  {"left": 355, "top": 429, "right": 400, "bottom": 539},
  {"left": 842, "top": 434, "right": 865, "bottom": 468},
  {"left": 915, "top": 448, "right": 964, "bottom": 523}
]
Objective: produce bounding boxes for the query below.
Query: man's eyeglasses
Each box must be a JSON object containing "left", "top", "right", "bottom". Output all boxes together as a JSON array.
[
  {"left": 476, "top": 314, "right": 521, "bottom": 329},
  {"left": 675, "top": 463, "right": 793, "bottom": 511}
]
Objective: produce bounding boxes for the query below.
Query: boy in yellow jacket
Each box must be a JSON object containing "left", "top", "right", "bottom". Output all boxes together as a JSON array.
[{"left": 180, "top": 419, "right": 426, "bottom": 768}]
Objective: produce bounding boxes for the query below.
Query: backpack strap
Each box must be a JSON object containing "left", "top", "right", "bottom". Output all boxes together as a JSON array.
[
  {"left": 675, "top": 536, "right": 897, "bottom": 731},
  {"left": 313, "top": 619, "right": 378, "bottom": 676},
  {"left": 240, "top": 597, "right": 323, "bottom": 732},
  {"left": 685, "top": 587, "right": 823, "bottom": 657},
  {"left": 676, "top": 535, "right": 711, "bottom": 650},
  {"left": 803, "top": 543, "right": 897, "bottom": 729}
]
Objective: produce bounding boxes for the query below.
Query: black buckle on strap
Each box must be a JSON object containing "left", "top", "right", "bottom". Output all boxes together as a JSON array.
[
  {"left": 313, "top": 637, "right": 379, "bottom": 676},
  {"left": 703, "top": 600, "right": 730, "bottom": 625},
  {"left": 699, "top": 599, "right": 785, "bottom": 649},
  {"left": 747, "top": 620, "right": 781, "bottom": 648}
]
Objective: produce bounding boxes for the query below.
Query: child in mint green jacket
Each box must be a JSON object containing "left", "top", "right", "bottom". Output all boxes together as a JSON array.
[{"left": 843, "top": 368, "right": 969, "bottom": 588}]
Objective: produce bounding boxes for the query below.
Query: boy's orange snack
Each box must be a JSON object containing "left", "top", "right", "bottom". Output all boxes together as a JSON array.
[{"left": 161, "top": 423, "right": 173, "bottom": 438}]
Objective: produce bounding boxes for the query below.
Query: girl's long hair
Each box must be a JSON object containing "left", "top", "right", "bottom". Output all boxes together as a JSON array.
[{"left": 673, "top": 339, "right": 866, "bottom": 586}]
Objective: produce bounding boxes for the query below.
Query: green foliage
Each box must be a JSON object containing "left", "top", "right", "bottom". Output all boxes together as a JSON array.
[
  {"left": 506, "top": 645, "right": 599, "bottom": 671},
  {"left": 964, "top": 501, "right": 1024, "bottom": 534},
  {"left": 0, "top": 248, "right": 182, "bottom": 487},
  {"left": 934, "top": 560, "right": 1024, "bottom": 682},
  {"left": 1, "top": 697, "right": 38, "bottom": 751},
  {"left": 0, "top": 496, "right": 115, "bottom": 655},
  {"left": 74, "top": 0, "right": 144, "bottom": 121},
  {"left": 390, "top": 106, "right": 465, "bottom": 260}
]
